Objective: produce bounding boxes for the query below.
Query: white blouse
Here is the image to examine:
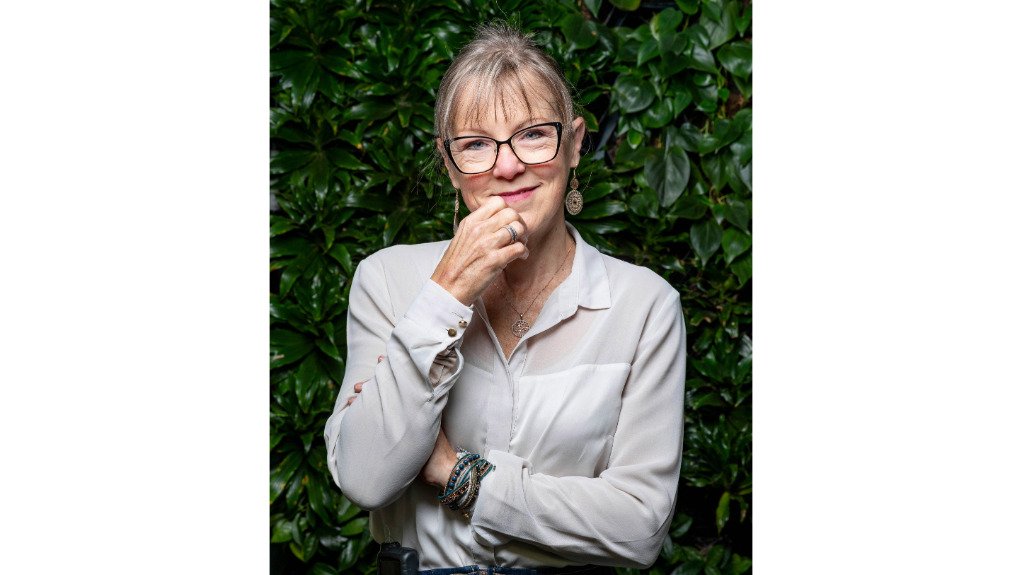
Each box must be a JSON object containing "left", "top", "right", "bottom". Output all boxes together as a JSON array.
[{"left": 324, "top": 224, "right": 686, "bottom": 569}]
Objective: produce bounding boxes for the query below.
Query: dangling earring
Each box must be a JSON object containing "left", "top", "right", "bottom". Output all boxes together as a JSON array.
[
  {"left": 565, "top": 168, "right": 583, "bottom": 215},
  {"left": 452, "top": 187, "right": 460, "bottom": 234}
]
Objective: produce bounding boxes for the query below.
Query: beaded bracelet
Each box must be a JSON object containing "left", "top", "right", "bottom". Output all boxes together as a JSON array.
[{"left": 437, "top": 450, "right": 494, "bottom": 518}]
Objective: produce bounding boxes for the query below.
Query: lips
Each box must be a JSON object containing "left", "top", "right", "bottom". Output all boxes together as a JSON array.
[{"left": 498, "top": 185, "right": 538, "bottom": 204}]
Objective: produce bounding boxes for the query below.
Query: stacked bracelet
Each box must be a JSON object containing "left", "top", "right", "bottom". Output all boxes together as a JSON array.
[{"left": 437, "top": 450, "right": 494, "bottom": 518}]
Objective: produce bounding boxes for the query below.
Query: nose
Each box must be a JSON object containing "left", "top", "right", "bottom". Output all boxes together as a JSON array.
[{"left": 491, "top": 141, "right": 526, "bottom": 179}]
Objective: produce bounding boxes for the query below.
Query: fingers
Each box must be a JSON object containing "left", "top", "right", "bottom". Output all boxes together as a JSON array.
[
  {"left": 492, "top": 208, "right": 528, "bottom": 244},
  {"left": 345, "top": 354, "right": 385, "bottom": 407},
  {"left": 496, "top": 236, "right": 530, "bottom": 263}
]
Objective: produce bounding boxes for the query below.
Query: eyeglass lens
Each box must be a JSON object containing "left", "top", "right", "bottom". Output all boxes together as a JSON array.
[{"left": 449, "top": 124, "right": 560, "bottom": 173}]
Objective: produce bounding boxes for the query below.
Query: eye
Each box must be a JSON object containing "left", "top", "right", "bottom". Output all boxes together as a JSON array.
[{"left": 454, "top": 138, "right": 492, "bottom": 152}]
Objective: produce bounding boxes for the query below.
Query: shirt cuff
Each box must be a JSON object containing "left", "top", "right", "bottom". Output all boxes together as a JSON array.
[
  {"left": 403, "top": 279, "right": 475, "bottom": 340},
  {"left": 470, "top": 449, "right": 528, "bottom": 549},
  {"left": 393, "top": 279, "right": 475, "bottom": 396}
]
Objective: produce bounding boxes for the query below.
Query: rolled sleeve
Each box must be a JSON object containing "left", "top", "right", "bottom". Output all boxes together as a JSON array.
[
  {"left": 325, "top": 259, "right": 476, "bottom": 510},
  {"left": 396, "top": 279, "right": 474, "bottom": 395}
]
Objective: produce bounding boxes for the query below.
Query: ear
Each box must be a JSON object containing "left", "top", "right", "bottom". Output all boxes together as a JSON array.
[
  {"left": 569, "top": 116, "right": 586, "bottom": 167},
  {"left": 436, "top": 138, "right": 459, "bottom": 188}
]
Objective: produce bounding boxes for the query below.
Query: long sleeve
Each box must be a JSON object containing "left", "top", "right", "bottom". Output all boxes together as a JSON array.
[
  {"left": 470, "top": 290, "right": 686, "bottom": 568},
  {"left": 323, "top": 254, "right": 473, "bottom": 510}
]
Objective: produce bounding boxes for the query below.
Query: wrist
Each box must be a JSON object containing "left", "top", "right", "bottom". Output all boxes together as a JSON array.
[{"left": 427, "top": 447, "right": 459, "bottom": 488}]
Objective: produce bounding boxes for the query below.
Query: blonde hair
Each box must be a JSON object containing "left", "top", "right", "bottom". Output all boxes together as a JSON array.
[{"left": 434, "top": 22, "right": 577, "bottom": 146}]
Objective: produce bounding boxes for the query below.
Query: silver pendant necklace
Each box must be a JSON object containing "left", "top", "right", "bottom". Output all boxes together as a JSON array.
[{"left": 498, "top": 237, "right": 573, "bottom": 338}]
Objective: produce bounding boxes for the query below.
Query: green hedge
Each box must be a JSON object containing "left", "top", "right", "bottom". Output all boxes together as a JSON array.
[{"left": 270, "top": 1, "right": 751, "bottom": 573}]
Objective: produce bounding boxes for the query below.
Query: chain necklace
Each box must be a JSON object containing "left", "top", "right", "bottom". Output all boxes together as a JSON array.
[{"left": 498, "top": 237, "right": 574, "bottom": 338}]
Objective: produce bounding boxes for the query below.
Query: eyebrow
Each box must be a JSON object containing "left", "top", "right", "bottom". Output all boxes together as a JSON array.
[{"left": 452, "top": 118, "right": 555, "bottom": 138}]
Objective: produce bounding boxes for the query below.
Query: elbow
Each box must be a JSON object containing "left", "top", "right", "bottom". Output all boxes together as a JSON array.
[
  {"left": 608, "top": 531, "right": 669, "bottom": 569},
  {"left": 607, "top": 504, "right": 674, "bottom": 568},
  {"left": 334, "top": 461, "right": 397, "bottom": 512},
  {"left": 633, "top": 535, "right": 668, "bottom": 569}
]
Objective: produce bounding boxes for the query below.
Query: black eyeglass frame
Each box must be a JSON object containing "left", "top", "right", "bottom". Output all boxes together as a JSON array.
[{"left": 442, "top": 121, "right": 564, "bottom": 175}]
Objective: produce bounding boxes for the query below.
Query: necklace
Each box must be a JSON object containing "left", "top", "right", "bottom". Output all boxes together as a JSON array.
[{"left": 498, "top": 237, "right": 574, "bottom": 338}]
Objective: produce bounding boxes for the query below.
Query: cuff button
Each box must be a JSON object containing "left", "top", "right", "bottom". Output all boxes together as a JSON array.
[{"left": 447, "top": 328, "right": 457, "bottom": 337}]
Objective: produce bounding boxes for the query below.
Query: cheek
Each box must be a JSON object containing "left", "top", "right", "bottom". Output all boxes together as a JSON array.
[{"left": 458, "top": 173, "right": 492, "bottom": 210}]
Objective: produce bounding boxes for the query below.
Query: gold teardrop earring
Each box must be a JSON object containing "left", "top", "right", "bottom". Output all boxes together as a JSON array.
[
  {"left": 452, "top": 187, "right": 460, "bottom": 234},
  {"left": 565, "top": 168, "right": 583, "bottom": 215}
]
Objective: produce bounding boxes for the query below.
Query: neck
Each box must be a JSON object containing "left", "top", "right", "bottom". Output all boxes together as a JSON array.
[{"left": 503, "top": 221, "right": 574, "bottom": 290}]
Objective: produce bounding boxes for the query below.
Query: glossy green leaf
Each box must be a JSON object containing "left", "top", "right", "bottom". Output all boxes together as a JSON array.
[
  {"left": 584, "top": 182, "right": 620, "bottom": 203},
  {"left": 270, "top": 215, "right": 296, "bottom": 237},
  {"left": 270, "top": 451, "right": 303, "bottom": 504},
  {"left": 271, "top": 515, "right": 293, "bottom": 543},
  {"left": 561, "top": 14, "right": 599, "bottom": 50},
  {"left": 628, "top": 186, "right": 659, "bottom": 218},
  {"left": 722, "top": 227, "right": 750, "bottom": 264},
  {"left": 637, "top": 38, "right": 659, "bottom": 67},
  {"left": 717, "top": 41, "right": 752, "bottom": 79},
  {"left": 685, "top": 36, "right": 717, "bottom": 74},
  {"left": 723, "top": 200, "right": 750, "bottom": 232},
  {"left": 730, "top": 130, "right": 752, "bottom": 165},
  {"left": 613, "top": 75, "right": 655, "bottom": 113},
  {"left": 382, "top": 208, "right": 409, "bottom": 247},
  {"left": 609, "top": 0, "right": 640, "bottom": 10},
  {"left": 706, "top": 544, "right": 725, "bottom": 566},
  {"left": 339, "top": 517, "right": 369, "bottom": 536},
  {"left": 327, "top": 243, "right": 353, "bottom": 275},
  {"left": 675, "top": 0, "right": 700, "bottom": 15},
  {"left": 672, "top": 195, "right": 708, "bottom": 220},
  {"left": 645, "top": 146, "right": 691, "bottom": 207},
  {"left": 731, "top": 253, "right": 751, "bottom": 287},
  {"left": 311, "top": 563, "right": 339, "bottom": 575},
  {"left": 701, "top": 0, "right": 738, "bottom": 49},
  {"left": 271, "top": 329, "right": 314, "bottom": 369},
  {"left": 295, "top": 355, "right": 329, "bottom": 413},
  {"left": 315, "top": 337, "right": 343, "bottom": 362},
  {"left": 643, "top": 97, "right": 674, "bottom": 129},
  {"left": 691, "top": 219, "right": 723, "bottom": 264},
  {"left": 271, "top": 150, "right": 314, "bottom": 174},
  {"left": 576, "top": 199, "right": 627, "bottom": 219},
  {"left": 306, "top": 472, "right": 333, "bottom": 523},
  {"left": 732, "top": 554, "right": 753, "bottom": 574},
  {"left": 626, "top": 130, "right": 643, "bottom": 148}
]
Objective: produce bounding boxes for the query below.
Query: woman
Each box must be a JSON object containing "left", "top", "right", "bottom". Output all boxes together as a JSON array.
[{"left": 324, "top": 22, "right": 686, "bottom": 574}]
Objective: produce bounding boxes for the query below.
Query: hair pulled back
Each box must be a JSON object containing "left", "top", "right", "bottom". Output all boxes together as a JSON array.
[{"left": 434, "top": 22, "right": 578, "bottom": 147}]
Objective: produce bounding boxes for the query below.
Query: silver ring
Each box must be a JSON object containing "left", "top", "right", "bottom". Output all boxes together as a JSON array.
[{"left": 504, "top": 224, "right": 518, "bottom": 244}]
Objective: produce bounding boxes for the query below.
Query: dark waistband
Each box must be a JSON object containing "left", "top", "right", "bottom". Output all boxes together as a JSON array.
[{"left": 419, "top": 565, "right": 613, "bottom": 575}]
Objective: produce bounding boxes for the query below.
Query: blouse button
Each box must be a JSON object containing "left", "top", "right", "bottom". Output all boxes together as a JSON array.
[{"left": 447, "top": 328, "right": 457, "bottom": 337}]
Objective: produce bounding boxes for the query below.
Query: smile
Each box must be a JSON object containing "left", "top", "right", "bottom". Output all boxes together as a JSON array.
[{"left": 498, "top": 186, "right": 538, "bottom": 204}]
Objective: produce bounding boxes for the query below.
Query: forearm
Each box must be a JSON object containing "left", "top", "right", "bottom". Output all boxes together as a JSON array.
[
  {"left": 470, "top": 291, "right": 686, "bottom": 567},
  {"left": 470, "top": 450, "right": 679, "bottom": 567},
  {"left": 324, "top": 260, "right": 473, "bottom": 509}
]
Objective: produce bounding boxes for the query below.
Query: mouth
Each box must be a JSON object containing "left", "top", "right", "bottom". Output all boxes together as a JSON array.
[{"left": 497, "top": 185, "right": 538, "bottom": 204}]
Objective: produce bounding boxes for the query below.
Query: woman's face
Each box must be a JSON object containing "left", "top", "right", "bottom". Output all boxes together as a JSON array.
[{"left": 440, "top": 76, "right": 586, "bottom": 243}]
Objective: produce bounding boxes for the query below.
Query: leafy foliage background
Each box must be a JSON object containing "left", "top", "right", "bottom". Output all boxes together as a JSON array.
[{"left": 270, "top": 0, "right": 751, "bottom": 573}]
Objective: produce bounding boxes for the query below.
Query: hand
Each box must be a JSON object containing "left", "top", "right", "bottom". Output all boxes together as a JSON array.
[
  {"left": 345, "top": 354, "right": 384, "bottom": 407},
  {"left": 431, "top": 196, "right": 530, "bottom": 305},
  {"left": 420, "top": 427, "right": 458, "bottom": 488}
]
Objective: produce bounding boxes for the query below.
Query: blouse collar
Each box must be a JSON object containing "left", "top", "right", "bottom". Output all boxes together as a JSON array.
[{"left": 557, "top": 222, "right": 612, "bottom": 318}]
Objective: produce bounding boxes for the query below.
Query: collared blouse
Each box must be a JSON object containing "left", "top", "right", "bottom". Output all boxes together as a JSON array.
[{"left": 324, "top": 224, "right": 686, "bottom": 569}]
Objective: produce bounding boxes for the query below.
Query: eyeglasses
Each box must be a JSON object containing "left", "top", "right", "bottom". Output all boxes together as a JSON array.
[{"left": 443, "top": 122, "right": 563, "bottom": 174}]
